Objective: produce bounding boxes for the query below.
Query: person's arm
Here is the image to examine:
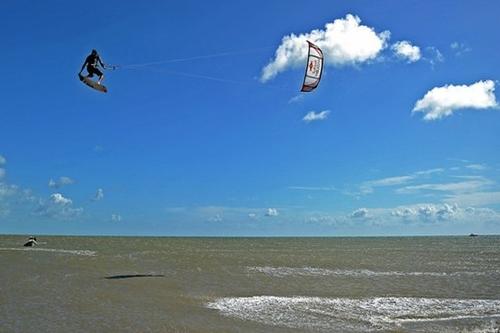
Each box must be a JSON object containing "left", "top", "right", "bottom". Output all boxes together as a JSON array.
[{"left": 97, "top": 56, "right": 105, "bottom": 69}]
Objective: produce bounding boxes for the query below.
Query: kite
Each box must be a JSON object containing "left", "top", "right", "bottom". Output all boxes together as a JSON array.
[{"left": 301, "top": 41, "right": 324, "bottom": 92}]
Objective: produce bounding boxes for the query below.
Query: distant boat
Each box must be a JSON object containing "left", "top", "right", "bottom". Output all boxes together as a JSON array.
[
  {"left": 469, "top": 233, "right": 478, "bottom": 237},
  {"left": 23, "top": 236, "right": 38, "bottom": 247}
]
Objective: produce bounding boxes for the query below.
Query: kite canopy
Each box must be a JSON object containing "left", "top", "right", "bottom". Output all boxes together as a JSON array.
[{"left": 301, "top": 41, "right": 324, "bottom": 92}]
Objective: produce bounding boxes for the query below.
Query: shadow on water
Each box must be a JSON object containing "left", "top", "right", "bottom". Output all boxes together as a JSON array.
[{"left": 104, "top": 274, "right": 165, "bottom": 280}]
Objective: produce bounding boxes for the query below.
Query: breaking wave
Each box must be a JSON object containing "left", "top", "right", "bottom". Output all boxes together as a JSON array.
[
  {"left": 0, "top": 247, "right": 96, "bottom": 256},
  {"left": 207, "top": 296, "right": 500, "bottom": 332},
  {"left": 246, "top": 266, "right": 495, "bottom": 278}
]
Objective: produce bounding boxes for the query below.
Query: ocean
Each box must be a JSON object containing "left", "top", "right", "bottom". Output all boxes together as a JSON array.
[{"left": 0, "top": 235, "right": 499, "bottom": 332}]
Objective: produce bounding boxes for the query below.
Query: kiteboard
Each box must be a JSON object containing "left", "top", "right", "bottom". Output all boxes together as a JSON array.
[{"left": 79, "top": 74, "right": 107, "bottom": 93}]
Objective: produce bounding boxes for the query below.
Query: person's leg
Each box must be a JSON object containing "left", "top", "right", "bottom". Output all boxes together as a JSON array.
[
  {"left": 87, "top": 66, "right": 96, "bottom": 78},
  {"left": 94, "top": 68, "right": 104, "bottom": 84}
]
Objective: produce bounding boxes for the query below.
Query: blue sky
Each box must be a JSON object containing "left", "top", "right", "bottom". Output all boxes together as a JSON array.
[{"left": 1, "top": 0, "right": 500, "bottom": 236}]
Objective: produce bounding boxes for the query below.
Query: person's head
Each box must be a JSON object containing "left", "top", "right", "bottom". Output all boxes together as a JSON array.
[{"left": 91, "top": 49, "right": 98, "bottom": 55}]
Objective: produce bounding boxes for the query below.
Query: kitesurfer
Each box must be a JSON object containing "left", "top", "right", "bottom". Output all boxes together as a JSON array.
[
  {"left": 23, "top": 236, "right": 37, "bottom": 247},
  {"left": 79, "top": 49, "right": 106, "bottom": 84}
]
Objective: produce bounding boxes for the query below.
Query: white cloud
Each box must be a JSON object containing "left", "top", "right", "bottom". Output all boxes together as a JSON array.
[
  {"left": 414, "top": 168, "right": 445, "bottom": 176},
  {"left": 0, "top": 183, "right": 20, "bottom": 217},
  {"left": 413, "top": 80, "right": 498, "bottom": 120},
  {"left": 93, "top": 188, "right": 104, "bottom": 201},
  {"left": 444, "top": 191, "right": 500, "bottom": 206},
  {"left": 392, "top": 40, "right": 421, "bottom": 62},
  {"left": 48, "top": 176, "right": 75, "bottom": 189},
  {"left": 0, "top": 182, "right": 34, "bottom": 217},
  {"left": 338, "top": 203, "right": 499, "bottom": 226},
  {"left": 424, "top": 47, "right": 444, "bottom": 67},
  {"left": 50, "top": 193, "right": 72, "bottom": 205},
  {"left": 350, "top": 208, "right": 369, "bottom": 219},
  {"left": 248, "top": 213, "right": 258, "bottom": 219},
  {"left": 288, "top": 94, "right": 305, "bottom": 104},
  {"left": 289, "top": 186, "right": 336, "bottom": 191},
  {"left": 303, "top": 110, "right": 331, "bottom": 123},
  {"left": 35, "top": 193, "right": 82, "bottom": 220},
  {"left": 397, "top": 176, "right": 493, "bottom": 195},
  {"left": 0, "top": 156, "right": 5, "bottom": 179},
  {"left": 208, "top": 213, "right": 223, "bottom": 222},
  {"left": 261, "top": 14, "right": 390, "bottom": 82},
  {"left": 392, "top": 203, "right": 460, "bottom": 220},
  {"left": 266, "top": 208, "right": 279, "bottom": 217},
  {"left": 366, "top": 175, "right": 414, "bottom": 187},
  {"left": 391, "top": 207, "right": 417, "bottom": 218},
  {"left": 465, "top": 164, "right": 487, "bottom": 171},
  {"left": 450, "top": 42, "right": 471, "bottom": 56},
  {"left": 388, "top": 203, "right": 500, "bottom": 223},
  {"left": 111, "top": 214, "right": 122, "bottom": 222},
  {"left": 358, "top": 168, "right": 445, "bottom": 195}
]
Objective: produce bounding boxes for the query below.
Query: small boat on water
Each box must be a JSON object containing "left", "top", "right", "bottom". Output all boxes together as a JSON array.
[{"left": 23, "top": 236, "right": 38, "bottom": 247}]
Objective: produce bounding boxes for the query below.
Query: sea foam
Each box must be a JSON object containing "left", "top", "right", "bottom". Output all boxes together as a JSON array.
[
  {"left": 0, "top": 247, "right": 96, "bottom": 256},
  {"left": 207, "top": 296, "right": 500, "bottom": 332},
  {"left": 247, "top": 266, "right": 494, "bottom": 278}
]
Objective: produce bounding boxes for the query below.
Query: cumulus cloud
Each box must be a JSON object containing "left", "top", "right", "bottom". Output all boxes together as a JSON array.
[
  {"left": 391, "top": 203, "right": 461, "bottom": 220},
  {"left": 303, "top": 110, "right": 331, "bottom": 123},
  {"left": 0, "top": 183, "right": 20, "bottom": 216},
  {"left": 392, "top": 40, "right": 421, "bottom": 62},
  {"left": 48, "top": 176, "right": 75, "bottom": 189},
  {"left": 350, "top": 208, "right": 369, "bottom": 219},
  {"left": 261, "top": 14, "right": 390, "bottom": 82},
  {"left": 208, "top": 214, "right": 223, "bottom": 222},
  {"left": 0, "top": 181, "right": 38, "bottom": 217},
  {"left": 389, "top": 203, "right": 500, "bottom": 222},
  {"left": 0, "top": 183, "right": 17, "bottom": 198},
  {"left": 266, "top": 208, "right": 279, "bottom": 217},
  {"left": 35, "top": 193, "right": 82, "bottom": 220},
  {"left": 50, "top": 193, "right": 72, "bottom": 205},
  {"left": 336, "top": 203, "right": 500, "bottom": 226},
  {"left": 93, "top": 188, "right": 104, "bottom": 201},
  {"left": 413, "top": 80, "right": 498, "bottom": 120}
]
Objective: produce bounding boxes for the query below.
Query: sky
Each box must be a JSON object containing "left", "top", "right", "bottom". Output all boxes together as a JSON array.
[{"left": 1, "top": 0, "right": 500, "bottom": 236}]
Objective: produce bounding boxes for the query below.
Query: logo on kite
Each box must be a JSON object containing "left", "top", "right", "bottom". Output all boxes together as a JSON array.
[{"left": 301, "top": 41, "right": 323, "bottom": 92}]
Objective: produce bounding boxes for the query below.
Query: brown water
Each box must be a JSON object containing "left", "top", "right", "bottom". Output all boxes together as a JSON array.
[{"left": 1, "top": 235, "right": 499, "bottom": 332}]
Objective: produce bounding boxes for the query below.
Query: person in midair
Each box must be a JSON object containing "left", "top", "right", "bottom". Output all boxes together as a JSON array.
[{"left": 79, "top": 49, "right": 106, "bottom": 84}]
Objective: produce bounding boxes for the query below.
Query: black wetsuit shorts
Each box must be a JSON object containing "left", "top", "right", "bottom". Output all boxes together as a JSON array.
[{"left": 87, "top": 65, "right": 103, "bottom": 77}]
